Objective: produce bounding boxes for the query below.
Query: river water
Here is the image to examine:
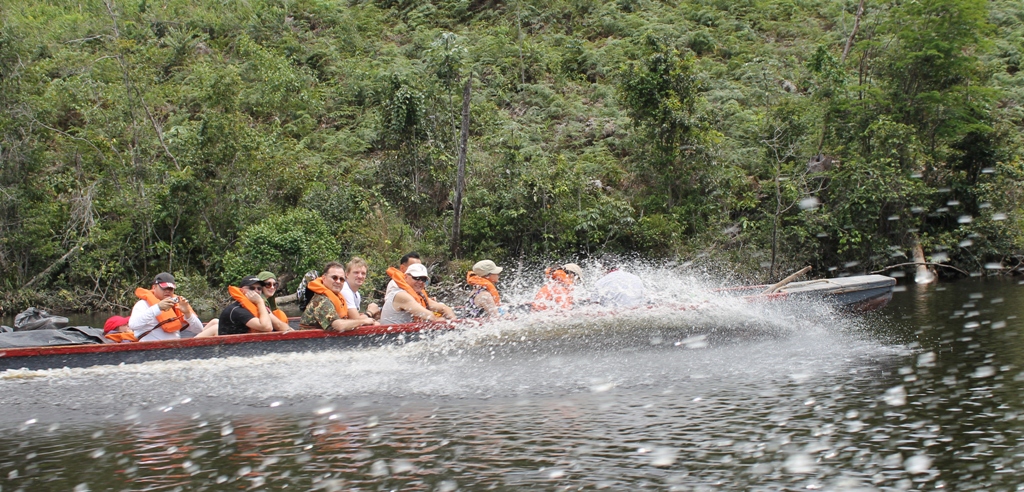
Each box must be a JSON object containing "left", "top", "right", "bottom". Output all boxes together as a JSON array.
[{"left": 1, "top": 274, "right": 1023, "bottom": 491}]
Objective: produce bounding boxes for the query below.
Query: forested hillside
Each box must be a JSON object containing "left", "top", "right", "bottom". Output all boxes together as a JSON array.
[{"left": 1, "top": 0, "right": 1022, "bottom": 310}]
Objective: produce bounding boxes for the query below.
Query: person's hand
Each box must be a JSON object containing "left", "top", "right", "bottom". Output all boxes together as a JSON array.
[
  {"left": 361, "top": 318, "right": 376, "bottom": 326},
  {"left": 243, "top": 289, "right": 265, "bottom": 306},
  {"left": 177, "top": 297, "right": 193, "bottom": 315},
  {"left": 157, "top": 297, "right": 176, "bottom": 311}
]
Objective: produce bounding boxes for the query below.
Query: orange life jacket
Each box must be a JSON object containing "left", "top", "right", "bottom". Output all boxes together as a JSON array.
[
  {"left": 466, "top": 271, "right": 501, "bottom": 305},
  {"left": 387, "top": 267, "right": 430, "bottom": 309},
  {"left": 305, "top": 278, "right": 348, "bottom": 318},
  {"left": 135, "top": 287, "right": 188, "bottom": 333},
  {"left": 532, "top": 269, "right": 574, "bottom": 311},
  {"left": 227, "top": 286, "right": 289, "bottom": 327},
  {"left": 105, "top": 331, "right": 138, "bottom": 343}
]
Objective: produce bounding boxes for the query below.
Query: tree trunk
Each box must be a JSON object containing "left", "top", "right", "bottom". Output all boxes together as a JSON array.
[
  {"left": 841, "top": 0, "right": 866, "bottom": 64},
  {"left": 451, "top": 75, "right": 472, "bottom": 258}
]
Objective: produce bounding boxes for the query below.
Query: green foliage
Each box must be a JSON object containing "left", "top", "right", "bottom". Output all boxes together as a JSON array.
[
  {"left": 1, "top": 0, "right": 1023, "bottom": 311},
  {"left": 221, "top": 209, "right": 340, "bottom": 288}
]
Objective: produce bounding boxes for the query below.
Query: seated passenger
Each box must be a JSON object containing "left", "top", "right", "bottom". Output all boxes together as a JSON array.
[
  {"left": 300, "top": 262, "right": 376, "bottom": 331},
  {"left": 219, "top": 276, "right": 276, "bottom": 335},
  {"left": 593, "top": 255, "right": 645, "bottom": 308},
  {"left": 383, "top": 251, "right": 422, "bottom": 300},
  {"left": 465, "top": 260, "right": 504, "bottom": 318},
  {"left": 531, "top": 263, "right": 583, "bottom": 311},
  {"left": 341, "top": 257, "right": 380, "bottom": 324},
  {"left": 103, "top": 315, "right": 137, "bottom": 343},
  {"left": 129, "top": 272, "right": 206, "bottom": 342},
  {"left": 380, "top": 263, "right": 456, "bottom": 324},
  {"left": 257, "top": 271, "right": 293, "bottom": 332}
]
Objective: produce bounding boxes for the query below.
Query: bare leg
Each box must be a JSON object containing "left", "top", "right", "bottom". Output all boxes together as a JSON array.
[{"left": 195, "top": 319, "right": 219, "bottom": 337}]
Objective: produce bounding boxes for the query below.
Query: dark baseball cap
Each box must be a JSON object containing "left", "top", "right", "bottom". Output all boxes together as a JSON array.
[
  {"left": 239, "top": 276, "right": 264, "bottom": 288},
  {"left": 154, "top": 272, "right": 176, "bottom": 289}
]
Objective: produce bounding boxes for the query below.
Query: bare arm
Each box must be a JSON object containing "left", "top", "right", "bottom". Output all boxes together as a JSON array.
[
  {"left": 427, "top": 298, "right": 456, "bottom": 320},
  {"left": 243, "top": 291, "right": 273, "bottom": 333},
  {"left": 394, "top": 292, "right": 441, "bottom": 322},
  {"left": 269, "top": 314, "right": 292, "bottom": 332},
  {"left": 475, "top": 291, "right": 500, "bottom": 317},
  {"left": 329, "top": 316, "right": 374, "bottom": 332}
]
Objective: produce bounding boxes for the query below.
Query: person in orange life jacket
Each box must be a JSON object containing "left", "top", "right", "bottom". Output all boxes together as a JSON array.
[
  {"left": 380, "top": 263, "right": 456, "bottom": 324},
  {"left": 300, "top": 261, "right": 377, "bottom": 331},
  {"left": 382, "top": 251, "right": 422, "bottom": 301},
  {"left": 103, "top": 315, "right": 137, "bottom": 343},
  {"left": 218, "top": 276, "right": 279, "bottom": 335},
  {"left": 128, "top": 272, "right": 207, "bottom": 341},
  {"left": 531, "top": 263, "right": 583, "bottom": 311},
  {"left": 256, "top": 271, "right": 293, "bottom": 332},
  {"left": 465, "top": 260, "right": 504, "bottom": 318},
  {"left": 341, "top": 257, "right": 380, "bottom": 324}
]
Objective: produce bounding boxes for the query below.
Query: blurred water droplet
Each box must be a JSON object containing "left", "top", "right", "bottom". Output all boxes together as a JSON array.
[
  {"left": 784, "top": 453, "right": 815, "bottom": 473},
  {"left": 74, "top": 484, "right": 90, "bottom": 492},
  {"left": 370, "top": 460, "right": 389, "bottom": 477},
  {"left": 887, "top": 215, "right": 899, "bottom": 221},
  {"left": 236, "top": 466, "right": 251, "bottom": 477},
  {"left": 972, "top": 366, "right": 996, "bottom": 378},
  {"left": 89, "top": 448, "right": 105, "bottom": 459},
  {"left": 221, "top": 424, "right": 234, "bottom": 436},
  {"left": 911, "top": 206, "right": 925, "bottom": 213},
  {"left": 957, "top": 215, "right": 972, "bottom": 224},
  {"left": 917, "top": 352, "right": 936, "bottom": 368},
  {"left": 984, "top": 263, "right": 1004, "bottom": 270},
  {"left": 799, "top": 197, "right": 820, "bottom": 210},
  {"left": 547, "top": 468, "right": 566, "bottom": 479},
  {"left": 883, "top": 385, "right": 906, "bottom": 406},
  {"left": 437, "top": 480, "right": 458, "bottom": 492},
  {"left": 959, "top": 239, "right": 973, "bottom": 247},
  {"left": 905, "top": 455, "right": 932, "bottom": 474},
  {"left": 649, "top": 447, "right": 677, "bottom": 467},
  {"left": 992, "top": 213, "right": 1007, "bottom": 221}
]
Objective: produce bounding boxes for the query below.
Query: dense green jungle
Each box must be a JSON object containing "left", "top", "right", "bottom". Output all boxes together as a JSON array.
[{"left": 1, "top": 0, "right": 1022, "bottom": 312}]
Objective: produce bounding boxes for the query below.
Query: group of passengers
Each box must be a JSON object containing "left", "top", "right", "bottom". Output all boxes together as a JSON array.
[{"left": 103, "top": 253, "right": 645, "bottom": 343}]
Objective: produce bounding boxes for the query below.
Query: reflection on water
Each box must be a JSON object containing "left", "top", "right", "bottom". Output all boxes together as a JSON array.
[{"left": 2, "top": 276, "right": 1024, "bottom": 490}]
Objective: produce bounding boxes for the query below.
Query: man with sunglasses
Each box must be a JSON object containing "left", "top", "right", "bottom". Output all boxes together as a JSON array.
[
  {"left": 300, "top": 261, "right": 377, "bottom": 331},
  {"left": 128, "top": 272, "right": 205, "bottom": 341},
  {"left": 380, "top": 263, "right": 456, "bottom": 325}
]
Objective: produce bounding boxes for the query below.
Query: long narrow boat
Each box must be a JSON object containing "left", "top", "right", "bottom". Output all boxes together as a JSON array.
[
  {"left": 0, "top": 274, "right": 896, "bottom": 371},
  {"left": 729, "top": 274, "right": 897, "bottom": 312}
]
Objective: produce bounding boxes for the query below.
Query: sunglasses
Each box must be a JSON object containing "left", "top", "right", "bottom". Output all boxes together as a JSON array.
[
  {"left": 327, "top": 275, "right": 345, "bottom": 282},
  {"left": 411, "top": 276, "right": 428, "bottom": 282},
  {"left": 264, "top": 281, "right": 278, "bottom": 288}
]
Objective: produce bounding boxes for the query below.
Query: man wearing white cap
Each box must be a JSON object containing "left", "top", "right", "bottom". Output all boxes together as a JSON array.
[
  {"left": 465, "top": 259, "right": 504, "bottom": 318},
  {"left": 380, "top": 263, "right": 456, "bottom": 325}
]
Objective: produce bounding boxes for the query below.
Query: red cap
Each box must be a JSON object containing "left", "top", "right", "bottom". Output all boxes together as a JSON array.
[{"left": 103, "top": 315, "right": 130, "bottom": 333}]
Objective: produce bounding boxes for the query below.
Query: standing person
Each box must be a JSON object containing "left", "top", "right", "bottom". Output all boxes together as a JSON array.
[
  {"left": 380, "top": 263, "right": 456, "bottom": 325},
  {"left": 593, "top": 255, "right": 645, "bottom": 308},
  {"left": 300, "top": 261, "right": 376, "bottom": 331},
  {"left": 128, "top": 272, "right": 205, "bottom": 342},
  {"left": 383, "top": 252, "right": 422, "bottom": 300},
  {"left": 341, "top": 257, "right": 380, "bottom": 323},
  {"left": 218, "top": 276, "right": 281, "bottom": 335},
  {"left": 465, "top": 260, "right": 504, "bottom": 318},
  {"left": 531, "top": 263, "right": 583, "bottom": 311},
  {"left": 257, "top": 271, "right": 293, "bottom": 332}
]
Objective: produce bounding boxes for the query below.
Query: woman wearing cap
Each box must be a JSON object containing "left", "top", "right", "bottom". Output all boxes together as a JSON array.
[
  {"left": 531, "top": 263, "right": 582, "bottom": 312},
  {"left": 257, "top": 271, "right": 293, "bottom": 332},
  {"left": 465, "top": 260, "right": 504, "bottom": 318}
]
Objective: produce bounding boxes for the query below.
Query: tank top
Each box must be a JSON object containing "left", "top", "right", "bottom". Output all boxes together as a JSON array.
[{"left": 380, "top": 289, "right": 414, "bottom": 325}]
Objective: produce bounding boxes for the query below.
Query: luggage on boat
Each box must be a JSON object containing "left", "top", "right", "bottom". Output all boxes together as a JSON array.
[
  {"left": 0, "top": 326, "right": 106, "bottom": 349},
  {"left": 13, "top": 307, "right": 70, "bottom": 332}
]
